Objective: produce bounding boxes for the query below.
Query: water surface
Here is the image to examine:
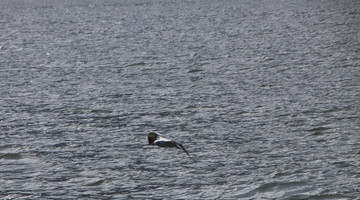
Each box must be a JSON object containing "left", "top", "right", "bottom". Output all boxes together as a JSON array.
[{"left": 1, "top": 0, "right": 360, "bottom": 199}]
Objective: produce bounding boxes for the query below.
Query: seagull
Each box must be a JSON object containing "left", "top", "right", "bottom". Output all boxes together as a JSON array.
[{"left": 148, "top": 132, "right": 196, "bottom": 162}]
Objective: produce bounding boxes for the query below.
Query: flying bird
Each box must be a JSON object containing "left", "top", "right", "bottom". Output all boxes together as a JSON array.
[{"left": 147, "top": 132, "right": 196, "bottom": 162}]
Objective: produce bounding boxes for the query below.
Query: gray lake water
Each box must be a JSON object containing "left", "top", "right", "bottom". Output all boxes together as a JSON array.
[{"left": 1, "top": 0, "right": 360, "bottom": 199}]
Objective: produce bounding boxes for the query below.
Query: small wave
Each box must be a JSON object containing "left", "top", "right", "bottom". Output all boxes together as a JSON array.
[
  {"left": 307, "top": 126, "right": 331, "bottom": 132},
  {"left": 188, "top": 69, "right": 203, "bottom": 73},
  {"left": 236, "top": 181, "right": 310, "bottom": 198},
  {"left": 85, "top": 179, "right": 106, "bottom": 186},
  {"left": 0, "top": 153, "right": 22, "bottom": 160},
  {"left": 125, "top": 62, "right": 146, "bottom": 67}
]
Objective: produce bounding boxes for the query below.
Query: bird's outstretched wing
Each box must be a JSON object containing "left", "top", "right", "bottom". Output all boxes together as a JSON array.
[{"left": 176, "top": 143, "right": 196, "bottom": 162}]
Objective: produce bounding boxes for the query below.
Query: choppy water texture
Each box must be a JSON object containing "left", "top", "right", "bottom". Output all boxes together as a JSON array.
[{"left": 1, "top": 0, "right": 360, "bottom": 199}]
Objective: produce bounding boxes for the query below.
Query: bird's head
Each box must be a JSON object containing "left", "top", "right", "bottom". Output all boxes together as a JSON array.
[{"left": 148, "top": 132, "right": 158, "bottom": 145}]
